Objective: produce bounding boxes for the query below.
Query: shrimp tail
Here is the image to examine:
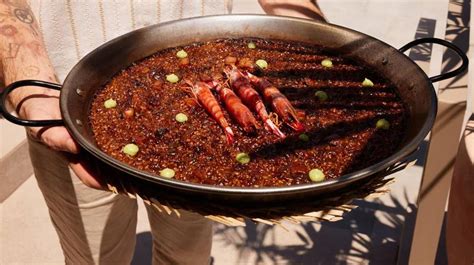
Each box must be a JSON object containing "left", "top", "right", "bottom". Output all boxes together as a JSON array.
[
  {"left": 225, "top": 126, "right": 234, "bottom": 144},
  {"left": 265, "top": 119, "right": 286, "bottom": 138}
]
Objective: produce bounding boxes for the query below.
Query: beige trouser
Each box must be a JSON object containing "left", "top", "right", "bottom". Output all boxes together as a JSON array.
[
  {"left": 447, "top": 125, "right": 474, "bottom": 265},
  {"left": 28, "top": 138, "right": 213, "bottom": 265}
]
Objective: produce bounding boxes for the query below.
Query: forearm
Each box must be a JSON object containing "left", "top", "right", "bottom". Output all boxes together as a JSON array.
[
  {"left": 0, "top": 0, "right": 57, "bottom": 114},
  {"left": 258, "top": 0, "right": 326, "bottom": 22},
  {"left": 0, "top": 1, "right": 104, "bottom": 181}
]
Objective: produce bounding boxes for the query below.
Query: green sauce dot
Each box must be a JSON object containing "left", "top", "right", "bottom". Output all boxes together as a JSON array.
[
  {"left": 123, "top": 143, "right": 139, "bottom": 156},
  {"left": 247, "top": 42, "right": 256, "bottom": 49},
  {"left": 362, "top": 78, "right": 374, "bottom": 87},
  {"left": 236, "top": 152, "right": 251, "bottom": 164},
  {"left": 160, "top": 168, "right": 175, "bottom": 179},
  {"left": 309, "top": 169, "right": 325, "bottom": 182},
  {"left": 176, "top": 50, "right": 188, "bottom": 58},
  {"left": 299, "top": 133, "right": 310, "bottom": 142},
  {"left": 175, "top": 113, "right": 188, "bottom": 123},
  {"left": 321, "top": 59, "right": 333, "bottom": 68},
  {"left": 255, "top": 59, "right": 268, "bottom": 69},
  {"left": 104, "top": 99, "right": 117, "bottom": 109},
  {"left": 376, "top": 118, "right": 390, "bottom": 130},
  {"left": 166, "top": 74, "right": 180, "bottom": 83},
  {"left": 314, "top": 91, "right": 328, "bottom": 101}
]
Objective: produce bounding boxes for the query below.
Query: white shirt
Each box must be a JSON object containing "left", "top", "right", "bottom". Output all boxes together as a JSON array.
[{"left": 29, "top": 0, "right": 231, "bottom": 81}]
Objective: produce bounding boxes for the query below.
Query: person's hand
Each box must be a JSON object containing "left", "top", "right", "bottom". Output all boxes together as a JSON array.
[
  {"left": 19, "top": 92, "right": 106, "bottom": 190},
  {"left": 258, "top": 0, "right": 327, "bottom": 22},
  {"left": 18, "top": 90, "right": 78, "bottom": 153}
]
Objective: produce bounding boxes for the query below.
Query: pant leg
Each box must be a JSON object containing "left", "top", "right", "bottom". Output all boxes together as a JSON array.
[
  {"left": 28, "top": 138, "right": 138, "bottom": 264},
  {"left": 447, "top": 132, "right": 474, "bottom": 265},
  {"left": 145, "top": 200, "right": 213, "bottom": 265}
]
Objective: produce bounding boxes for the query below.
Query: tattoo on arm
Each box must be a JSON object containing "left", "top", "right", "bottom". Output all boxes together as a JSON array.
[
  {"left": 0, "top": 24, "right": 17, "bottom": 36},
  {"left": 14, "top": 8, "right": 33, "bottom": 24},
  {"left": 14, "top": 7, "right": 37, "bottom": 35},
  {"left": 0, "top": 0, "right": 40, "bottom": 40},
  {"left": 1, "top": 42, "right": 20, "bottom": 58},
  {"left": 0, "top": 0, "right": 57, "bottom": 86},
  {"left": 0, "top": 0, "right": 43, "bottom": 58},
  {"left": 22, "top": 65, "right": 39, "bottom": 77}
]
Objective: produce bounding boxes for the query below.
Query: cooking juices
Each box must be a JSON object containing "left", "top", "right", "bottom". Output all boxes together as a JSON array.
[{"left": 89, "top": 38, "right": 407, "bottom": 187}]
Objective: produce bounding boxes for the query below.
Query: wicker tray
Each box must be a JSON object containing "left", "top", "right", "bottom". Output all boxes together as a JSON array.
[{"left": 103, "top": 158, "right": 415, "bottom": 226}]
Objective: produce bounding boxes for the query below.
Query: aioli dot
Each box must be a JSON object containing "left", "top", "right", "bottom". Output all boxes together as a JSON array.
[
  {"left": 321, "top": 59, "right": 333, "bottom": 68},
  {"left": 376, "top": 118, "right": 390, "bottom": 130},
  {"left": 175, "top": 113, "right": 188, "bottom": 123},
  {"left": 236, "top": 152, "right": 251, "bottom": 164},
  {"left": 104, "top": 99, "right": 117, "bottom": 109},
  {"left": 255, "top": 59, "right": 268, "bottom": 69},
  {"left": 176, "top": 49, "right": 188, "bottom": 59},
  {"left": 362, "top": 78, "right": 374, "bottom": 87},
  {"left": 166, "top": 74, "right": 180, "bottom": 83},
  {"left": 309, "top": 169, "right": 325, "bottom": 182},
  {"left": 160, "top": 168, "right": 175, "bottom": 179},
  {"left": 299, "top": 133, "right": 310, "bottom": 142},
  {"left": 247, "top": 42, "right": 256, "bottom": 49},
  {"left": 123, "top": 143, "right": 139, "bottom": 156},
  {"left": 314, "top": 91, "right": 328, "bottom": 102}
]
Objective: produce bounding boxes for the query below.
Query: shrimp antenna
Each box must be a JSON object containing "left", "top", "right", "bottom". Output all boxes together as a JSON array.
[
  {"left": 219, "top": 75, "right": 231, "bottom": 88},
  {"left": 222, "top": 68, "right": 235, "bottom": 88},
  {"left": 181, "top": 79, "right": 200, "bottom": 104}
]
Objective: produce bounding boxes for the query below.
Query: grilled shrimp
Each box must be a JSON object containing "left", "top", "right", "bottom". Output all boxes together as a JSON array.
[
  {"left": 187, "top": 81, "right": 234, "bottom": 144},
  {"left": 245, "top": 72, "right": 305, "bottom": 132},
  {"left": 225, "top": 66, "right": 285, "bottom": 138},
  {"left": 210, "top": 81, "right": 259, "bottom": 133}
]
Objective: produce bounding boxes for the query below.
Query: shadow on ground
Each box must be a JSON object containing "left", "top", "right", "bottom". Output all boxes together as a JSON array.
[
  {"left": 131, "top": 232, "right": 152, "bottom": 265},
  {"left": 213, "top": 194, "right": 415, "bottom": 265}
]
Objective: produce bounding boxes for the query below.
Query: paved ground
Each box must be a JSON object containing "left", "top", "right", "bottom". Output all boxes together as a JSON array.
[{"left": 1, "top": 0, "right": 468, "bottom": 264}]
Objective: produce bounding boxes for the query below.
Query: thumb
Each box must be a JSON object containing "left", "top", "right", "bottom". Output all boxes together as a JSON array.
[
  {"left": 69, "top": 159, "right": 105, "bottom": 190},
  {"left": 66, "top": 151, "right": 109, "bottom": 190}
]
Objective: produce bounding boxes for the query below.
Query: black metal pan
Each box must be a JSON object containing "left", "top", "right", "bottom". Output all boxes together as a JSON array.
[{"left": 0, "top": 15, "right": 468, "bottom": 215}]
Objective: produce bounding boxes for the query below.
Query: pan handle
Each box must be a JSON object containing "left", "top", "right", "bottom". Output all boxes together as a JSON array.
[
  {"left": 0, "top": 79, "right": 64, "bottom": 126},
  {"left": 399, "top": 37, "right": 469, "bottom": 83}
]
